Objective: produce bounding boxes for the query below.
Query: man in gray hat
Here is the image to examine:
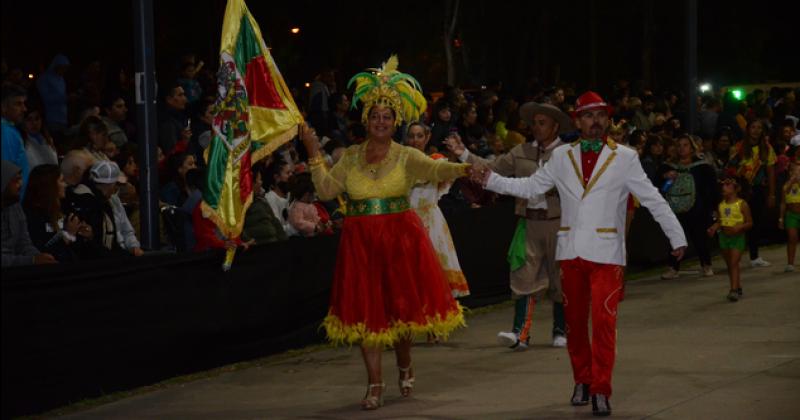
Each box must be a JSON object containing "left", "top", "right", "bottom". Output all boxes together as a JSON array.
[{"left": 445, "top": 102, "right": 574, "bottom": 350}]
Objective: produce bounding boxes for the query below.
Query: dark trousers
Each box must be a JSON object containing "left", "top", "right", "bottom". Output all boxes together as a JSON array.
[
  {"left": 670, "top": 209, "right": 712, "bottom": 270},
  {"left": 512, "top": 296, "right": 566, "bottom": 340}
]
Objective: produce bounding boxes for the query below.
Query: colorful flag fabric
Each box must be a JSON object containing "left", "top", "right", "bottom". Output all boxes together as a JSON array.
[{"left": 201, "top": 0, "right": 303, "bottom": 242}]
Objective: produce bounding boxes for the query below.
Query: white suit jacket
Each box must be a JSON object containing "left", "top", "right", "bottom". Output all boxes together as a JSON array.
[{"left": 486, "top": 139, "right": 687, "bottom": 266}]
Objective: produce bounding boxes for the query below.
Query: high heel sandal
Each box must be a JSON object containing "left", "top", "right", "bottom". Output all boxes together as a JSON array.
[
  {"left": 361, "top": 383, "right": 385, "bottom": 410},
  {"left": 398, "top": 365, "right": 415, "bottom": 397}
]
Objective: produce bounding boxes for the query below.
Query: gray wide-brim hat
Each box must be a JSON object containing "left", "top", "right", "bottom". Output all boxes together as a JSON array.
[{"left": 519, "top": 102, "right": 575, "bottom": 134}]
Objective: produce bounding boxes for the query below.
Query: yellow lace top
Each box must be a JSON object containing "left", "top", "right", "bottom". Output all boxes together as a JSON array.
[
  {"left": 785, "top": 182, "right": 800, "bottom": 204},
  {"left": 719, "top": 198, "right": 745, "bottom": 227},
  {"left": 310, "top": 140, "right": 469, "bottom": 201}
]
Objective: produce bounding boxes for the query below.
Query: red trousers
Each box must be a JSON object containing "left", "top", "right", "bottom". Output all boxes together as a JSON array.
[{"left": 560, "top": 258, "right": 624, "bottom": 396}]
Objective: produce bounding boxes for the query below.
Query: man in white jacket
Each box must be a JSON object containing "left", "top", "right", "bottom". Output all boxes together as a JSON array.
[{"left": 475, "top": 91, "right": 687, "bottom": 417}]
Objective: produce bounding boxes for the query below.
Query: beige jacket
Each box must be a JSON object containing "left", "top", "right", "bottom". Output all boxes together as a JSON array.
[{"left": 464, "top": 140, "right": 561, "bottom": 219}]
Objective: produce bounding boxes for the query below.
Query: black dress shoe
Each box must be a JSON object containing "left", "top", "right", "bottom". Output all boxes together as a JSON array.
[
  {"left": 571, "top": 383, "right": 590, "bottom": 406},
  {"left": 592, "top": 394, "right": 612, "bottom": 416}
]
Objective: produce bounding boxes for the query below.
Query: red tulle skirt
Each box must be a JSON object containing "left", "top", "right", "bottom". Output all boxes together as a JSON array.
[{"left": 323, "top": 210, "right": 465, "bottom": 347}]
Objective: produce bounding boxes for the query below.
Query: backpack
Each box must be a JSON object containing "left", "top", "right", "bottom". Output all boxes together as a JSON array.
[{"left": 665, "top": 162, "right": 702, "bottom": 214}]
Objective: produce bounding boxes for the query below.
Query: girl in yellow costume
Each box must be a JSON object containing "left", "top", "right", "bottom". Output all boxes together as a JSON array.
[{"left": 299, "top": 56, "right": 471, "bottom": 410}]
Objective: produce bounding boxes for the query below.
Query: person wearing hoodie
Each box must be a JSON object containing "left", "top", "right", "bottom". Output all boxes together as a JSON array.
[
  {"left": 36, "top": 54, "right": 70, "bottom": 133},
  {"left": 2, "top": 159, "right": 57, "bottom": 267}
]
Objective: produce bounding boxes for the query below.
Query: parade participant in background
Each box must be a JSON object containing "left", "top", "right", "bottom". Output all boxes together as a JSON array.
[
  {"left": 707, "top": 177, "right": 752, "bottom": 301},
  {"left": 446, "top": 102, "right": 574, "bottom": 349},
  {"left": 657, "top": 134, "right": 718, "bottom": 279},
  {"left": 473, "top": 91, "right": 686, "bottom": 416},
  {"left": 407, "top": 121, "right": 470, "bottom": 299},
  {"left": 779, "top": 159, "right": 800, "bottom": 272},
  {"left": 726, "top": 119, "right": 776, "bottom": 267},
  {"left": 300, "top": 56, "right": 471, "bottom": 410}
]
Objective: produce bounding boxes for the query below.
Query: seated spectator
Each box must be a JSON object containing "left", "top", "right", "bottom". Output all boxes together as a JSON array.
[
  {"left": 61, "top": 149, "right": 95, "bottom": 191},
  {"left": 65, "top": 161, "right": 142, "bottom": 259},
  {"left": 114, "top": 145, "right": 141, "bottom": 234},
  {"left": 242, "top": 162, "right": 288, "bottom": 245},
  {"left": 188, "top": 99, "right": 214, "bottom": 165},
  {"left": 264, "top": 156, "right": 296, "bottom": 235},
  {"left": 78, "top": 115, "right": 112, "bottom": 162},
  {"left": 22, "top": 107, "right": 58, "bottom": 169},
  {"left": 23, "top": 164, "right": 91, "bottom": 262},
  {"left": 287, "top": 172, "right": 328, "bottom": 237},
  {"left": 327, "top": 92, "right": 350, "bottom": 142},
  {"left": 101, "top": 92, "right": 130, "bottom": 147},
  {"left": 160, "top": 152, "right": 197, "bottom": 207},
  {"left": 173, "top": 167, "right": 205, "bottom": 252},
  {"left": 2, "top": 160, "right": 56, "bottom": 267},
  {"left": 157, "top": 81, "right": 190, "bottom": 156},
  {"left": 429, "top": 98, "right": 455, "bottom": 152},
  {"left": 177, "top": 60, "right": 203, "bottom": 105},
  {"left": 322, "top": 139, "right": 346, "bottom": 167},
  {"left": 502, "top": 111, "right": 527, "bottom": 151},
  {"left": 2, "top": 84, "right": 30, "bottom": 194}
]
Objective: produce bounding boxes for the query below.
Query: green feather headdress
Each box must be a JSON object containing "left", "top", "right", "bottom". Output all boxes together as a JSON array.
[{"left": 347, "top": 55, "right": 427, "bottom": 126}]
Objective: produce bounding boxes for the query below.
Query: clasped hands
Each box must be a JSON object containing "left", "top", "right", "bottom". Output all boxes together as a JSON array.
[{"left": 465, "top": 162, "right": 492, "bottom": 185}]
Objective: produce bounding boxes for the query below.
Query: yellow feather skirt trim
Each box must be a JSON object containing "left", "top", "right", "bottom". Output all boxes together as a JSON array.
[{"left": 322, "top": 303, "right": 466, "bottom": 348}]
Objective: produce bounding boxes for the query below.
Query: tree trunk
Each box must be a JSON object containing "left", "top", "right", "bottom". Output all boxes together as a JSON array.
[
  {"left": 443, "top": 0, "right": 460, "bottom": 86},
  {"left": 642, "top": 0, "right": 654, "bottom": 90}
]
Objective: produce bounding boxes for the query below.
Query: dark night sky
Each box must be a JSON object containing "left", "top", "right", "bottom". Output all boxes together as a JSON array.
[{"left": 2, "top": 0, "right": 798, "bottom": 96}]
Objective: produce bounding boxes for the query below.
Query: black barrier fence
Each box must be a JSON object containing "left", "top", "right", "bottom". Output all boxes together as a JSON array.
[{"left": 3, "top": 200, "right": 687, "bottom": 418}]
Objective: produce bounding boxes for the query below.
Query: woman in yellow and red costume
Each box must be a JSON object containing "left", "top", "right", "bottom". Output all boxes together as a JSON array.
[{"left": 299, "top": 56, "right": 471, "bottom": 410}]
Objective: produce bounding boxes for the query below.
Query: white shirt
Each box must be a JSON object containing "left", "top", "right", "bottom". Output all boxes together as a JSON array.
[{"left": 265, "top": 189, "right": 298, "bottom": 236}]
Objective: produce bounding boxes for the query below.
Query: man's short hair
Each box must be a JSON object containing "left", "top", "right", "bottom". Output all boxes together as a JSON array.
[{"left": 1, "top": 83, "right": 27, "bottom": 104}]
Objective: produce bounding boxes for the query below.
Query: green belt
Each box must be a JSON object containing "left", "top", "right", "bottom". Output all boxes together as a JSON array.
[{"left": 347, "top": 196, "right": 410, "bottom": 216}]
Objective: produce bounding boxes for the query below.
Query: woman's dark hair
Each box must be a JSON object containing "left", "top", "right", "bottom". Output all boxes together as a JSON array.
[
  {"left": 22, "top": 164, "right": 63, "bottom": 230},
  {"left": 432, "top": 98, "right": 450, "bottom": 121},
  {"left": 742, "top": 119, "right": 769, "bottom": 161},
  {"left": 715, "top": 126, "right": 733, "bottom": 141},
  {"left": 166, "top": 152, "right": 192, "bottom": 187},
  {"left": 114, "top": 144, "right": 139, "bottom": 179},
  {"left": 331, "top": 92, "right": 348, "bottom": 110},
  {"left": 77, "top": 115, "right": 108, "bottom": 150},
  {"left": 643, "top": 134, "right": 664, "bottom": 159},
  {"left": 288, "top": 172, "right": 315, "bottom": 200},
  {"left": 101, "top": 91, "right": 126, "bottom": 111},
  {"left": 264, "top": 156, "right": 289, "bottom": 188}
]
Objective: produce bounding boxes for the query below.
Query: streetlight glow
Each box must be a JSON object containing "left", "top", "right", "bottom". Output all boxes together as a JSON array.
[
  {"left": 290, "top": 27, "right": 300, "bottom": 34},
  {"left": 304, "top": 82, "right": 311, "bottom": 88},
  {"left": 699, "top": 83, "right": 711, "bottom": 93},
  {"left": 27, "top": 73, "right": 34, "bottom": 79}
]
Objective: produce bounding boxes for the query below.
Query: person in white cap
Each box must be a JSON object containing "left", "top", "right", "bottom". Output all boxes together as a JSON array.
[
  {"left": 473, "top": 91, "right": 687, "bottom": 417},
  {"left": 67, "top": 160, "right": 143, "bottom": 257}
]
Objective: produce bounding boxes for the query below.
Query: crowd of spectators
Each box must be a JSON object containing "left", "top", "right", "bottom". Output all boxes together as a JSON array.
[{"left": 2, "top": 53, "right": 799, "bottom": 268}]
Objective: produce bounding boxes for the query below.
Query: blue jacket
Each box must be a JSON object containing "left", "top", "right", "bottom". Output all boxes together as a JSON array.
[{"left": 1, "top": 118, "right": 29, "bottom": 195}]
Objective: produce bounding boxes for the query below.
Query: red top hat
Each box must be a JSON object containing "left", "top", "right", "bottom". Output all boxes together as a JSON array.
[{"left": 573, "top": 91, "right": 614, "bottom": 116}]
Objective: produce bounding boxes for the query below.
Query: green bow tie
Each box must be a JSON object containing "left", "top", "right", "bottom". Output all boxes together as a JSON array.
[{"left": 580, "top": 139, "right": 603, "bottom": 153}]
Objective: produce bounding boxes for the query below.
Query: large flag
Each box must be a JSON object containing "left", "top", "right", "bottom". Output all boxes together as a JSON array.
[{"left": 201, "top": 0, "right": 303, "bottom": 256}]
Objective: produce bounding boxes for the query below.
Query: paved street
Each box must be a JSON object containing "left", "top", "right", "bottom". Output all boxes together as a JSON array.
[{"left": 62, "top": 246, "right": 799, "bottom": 419}]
